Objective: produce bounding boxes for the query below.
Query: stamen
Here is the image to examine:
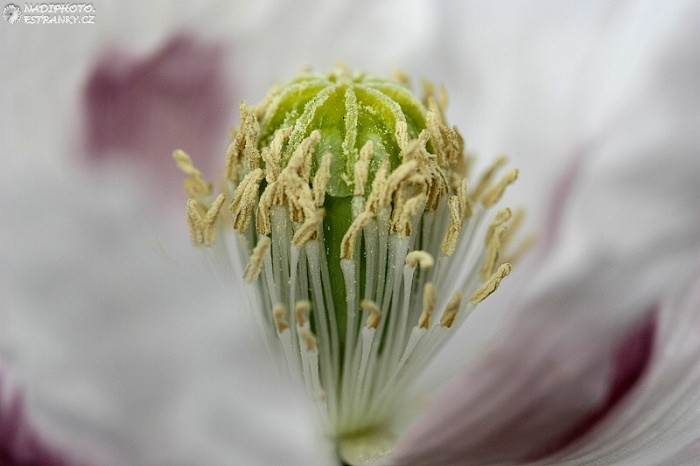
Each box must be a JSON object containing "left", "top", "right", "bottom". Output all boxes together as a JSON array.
[
  {"left": 243, "top": 236, "right": 271, "bottom": 283},
  {"left": 287, "top": 130, "right": 321, "bottom": 181},
  {"left": 255, "top": 181, "right": 277, "bottom": 235},
  {"left": 391, "top": 68, "right": 411, "bottom": 88},
  {"left": 185, "top": 193, "right": 226, "bottom": 247},
  {"left": 273, "top": 304, "right": 290, "bottom": 333},
  {"left": 394, "top": 193, "right": 427, "bottom": 237},
  {"left": 173, "top": 150, "right": 212, "bottom": 199},
  {"left": 292, "top": 208, "right": 325, "bottom": 246},
  {"left": 485, "top": 208, "right": 512, "bottom": 246},
  {"left": 365, "top": 163, "right": 389, "bottom": 214},
  {"left": 439, "top": 292, "right": 463, "bottom": 328},
  {"left": 471, "top": 155, "right": 507, "bottom": 202},
  {"left": 395, "top": 121, "right": 409, "bottom": 155},
  {"left": 504, "top": 234, "right": 538, "bottom": 266},
  {"left": 471, "top": 263, "right": 512, "bottom": 304},
  {"left": 295, "top": 300, "right": 311, "bottom": 327},
  {"left": 340, "top": 211, "right": 375, "bottom": 259},
  {"left": 481, "top": 224, "right": 506, "bottom": 280},
  {"left": 361, "top": 300, "right": 381, "bottom": 329},
  {"left": 482, "top": 168, "right": 519, "bottom": 207},
  {"left": 313, "top": 153, "right": 332, "bottom": 207},
  {"left": 418, "top": 282, "right": 437, "bottom": 329},
  {"left": 405, "top": 250, "right": 434, "bottom": 270},
  {"left": 240, "top": 102, "right": 262, "bottom": 173},
  {"left": 261, "top": 127, "right": 292, "bottom": 183},
  {"left": 354, "top": 140, "right": 375, "bottom": 196},
  {"left": 382, "top": 160, "right": 419, "bottom": 207},
  {"left": 179, "top": 68, "right": 526, "bottom": 446},
  {"left": 230, "top": 168, "right": 264, "bottom": 232},
  {"left": 300, "top": 329, "right": 318, "bottom": 351},
  {"left": 456, "top": 178, "right": 473, "bottom": 219},
  {"left": 440, "top": 196, "right": 463, "bottom": 256}
]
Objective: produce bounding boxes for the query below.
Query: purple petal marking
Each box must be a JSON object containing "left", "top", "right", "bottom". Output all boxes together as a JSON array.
[
  {"left": 81, "top": 32, "right": 235, "bottom": 201},
  {"left": 527, "top": 311, "right": 657, "bottom": 461},
  {"left": 0, "top": 364, "right": 89, "bottom": 466}
]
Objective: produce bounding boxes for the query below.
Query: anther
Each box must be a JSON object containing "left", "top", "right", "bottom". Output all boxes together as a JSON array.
[
  {"left": 313, "top": 153, "right": 332, "bottom": 207},
  {"left": 287, "top": 130, "right": 321, "bottom": 181},
  {"left": 295, "top": 300, "right": 312, "bottom": 326},
  {"left": 392, "top": 67, "right": 411, "bottom": 87},
  {"left": 405, "top": 251, "right": 434, "bottom": 270},
  {"left": 292, "top": 209, "right": 325, "bottom": 246},
  {"left": 439, "top": 292, "right": 463, "bottom": 328},
  {"left": 471, "top": 263, "right": 512, "bottom": 305},
  {"left": 395, "top": 121, "right": 409, "bottom": 155},
  {"left": 300, "top": 329, "right": 318, "bottom": 352},
  {"left": 471, "top": 156, "right": 507, "bottom": 202},
  {"left": 418, "top": 282, "right": 437, "bottom": 329},
  {"left": 185, "top": 193, "right": 226, "bottom": 247},
  {"left": 394, "top": 193, "right": 427, "bottom": 237},
  {"left": 361, "top": 300, "right": 381, "bottom": 329},
  {"left": 173, "top": 150, "right": 212, "bottom": 199},
  {"left": 243, "top": 236, "right": 271, "bottom": 283},
  {"left": 382, "top": 160, "right": 419, "bottom": 207},
  {"left": 482, "top": 168, "right": 519, "bottom": 207},
  {"left": 354, "top": 140, "right": 375, "bottom": 196},
  {"left": 485, "top": 208, "right": 512, "bottom": 246},
  {"left": 340, "top": 211, "right": 375, "bottom": 259},
  {"left": 481, "top": 224, "right": 506, "bottom": 280},
  {"left": 230, "top": 168, "right": 265, "bottom": 232},
  {"left": 440, "top": 196, "right": 463, "bottom": 256},
  {"left": 456, "top": 178, "right": 473, "bottom": 219},
  {"left": 273, "top": 304, "right": 290, "bottom": 333}
]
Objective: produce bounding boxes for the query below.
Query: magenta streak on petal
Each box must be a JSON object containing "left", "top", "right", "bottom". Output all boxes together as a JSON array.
[
  {"left": 81, "top": 32, "right": 235, "bottom": 202},
  {"left": 526, "top": 310, "right": 657, "bottom": 462},
  {"left": 0, "top": 365, "right": 88, "bottom": 466}
]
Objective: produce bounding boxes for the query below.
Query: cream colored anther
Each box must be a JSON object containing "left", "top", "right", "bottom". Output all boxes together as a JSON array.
[
  {"left": 440, "top": 196, "right": 463, "bottom": 256},
  {"left": 418, "top": 282, "right": 437, "bottom": 329},
  {"left": 354, "top": 140, "right": 375, "bottom": 196},
  {"left": 482, "top": 168, "right": 518, "bottom": 207},
  {"left": 295, "top": 300, "right": 312, "bottom": 326},
  {"left": 340, "top": 211, "right": 375, "bottom": 259},
  {"left": 230, "top": 168, "right": 264, "bottom": 232},
  {"left": 173, "top": 150, "right": 212, "bottom": 198},
  {"left": 361, "top": 300, "right": 381, "bottom": 329},
  {"left": 186, "top": 193, "right": 226, "bottom": 247},
  {"left": 273, "top": 304, "right": 290, "bottom": 333},
  {"left": 243, "top": 236, "right": 271, "bottom": 283},
  {"left": 471, "top": 263, "right": 512, "bottom": 305},
  {"left": 471, "top": 156, "right": 507, "bottom": 202},
  {"left": 292, "top": 209, "right": 325, "bottom": 246},
  {"left": 440, "top": 292, "right": 463, "bottom": 328},
  {"left": 405, "top": 251, "right": 434, "bottom": 270},
  {"left": 313, "top": 153, "right": 332, "bottom": 207},
  {"left": 300, "top": 329, "right": 318, "bottom": 352}
]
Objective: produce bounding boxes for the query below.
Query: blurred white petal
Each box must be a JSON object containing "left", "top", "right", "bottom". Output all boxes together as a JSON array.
[{"left": 394, "top": 1, "right": 700, "bottom": 464}]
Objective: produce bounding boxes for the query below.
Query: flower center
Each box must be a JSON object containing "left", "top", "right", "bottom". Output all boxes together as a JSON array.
[{"left": 175, "top": 66, "right": 526, "bottom": 453}]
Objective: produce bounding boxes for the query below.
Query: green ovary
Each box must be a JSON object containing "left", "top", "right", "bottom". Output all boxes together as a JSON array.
[{"left": 258, "top": 70, "right": 428, "bottom": 356}]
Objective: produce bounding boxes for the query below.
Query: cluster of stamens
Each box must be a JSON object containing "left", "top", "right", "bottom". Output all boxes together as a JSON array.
[{"left": 175, "top": 67, "right": 527, "bottom": 448}]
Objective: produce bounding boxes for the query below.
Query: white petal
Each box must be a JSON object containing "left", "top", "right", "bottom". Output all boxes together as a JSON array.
[
  {"left": 540, "top": 260, "right": 700, "bottom": 464},
  {"left": 394, "top": 2, "right": 700, "bottom": 463},
  {"left": 0, "top": 161, "right": 332, "bottom": 465}
]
